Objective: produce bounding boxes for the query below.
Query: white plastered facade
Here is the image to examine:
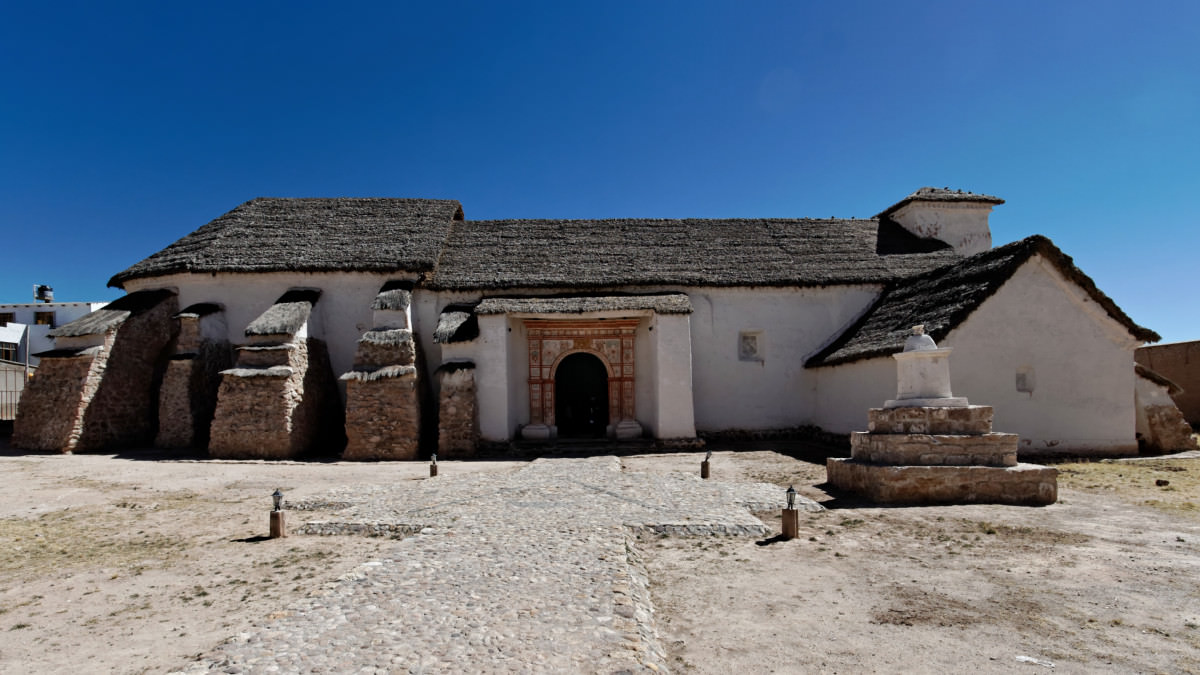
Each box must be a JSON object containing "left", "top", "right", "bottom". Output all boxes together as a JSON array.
[{"left": 812, "top": 255, "right": 1141, "bottom": 456}]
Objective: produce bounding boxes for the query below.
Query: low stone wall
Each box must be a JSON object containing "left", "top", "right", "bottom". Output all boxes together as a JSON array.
[
  {"left": 155, "top": 341, "right": 233, "bottom": 449},
  {"left": 342, "top": 369, "right": 421, "bottom": 460},
  {"left": 827, "top": 459, "right": 1058, "bottom": 506},
  {"left": 437, "top": 366, "right": 477, "bottom": 457},
  {"left": 209, "top": 339, "right": 341, "bottom": 459},
  {"left": 11, "top": 349, "right": 103, "bottom": 452},
  {"left": 1141, "top": 404, "right": 1195, "bottom": 454}
]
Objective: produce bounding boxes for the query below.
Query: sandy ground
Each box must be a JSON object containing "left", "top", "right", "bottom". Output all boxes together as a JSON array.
[
  {"left": 0, "top": 440, "right": 1197, "bottom": 674},
  {"left": 627, "top": 449, "right": 1200, "bottom": 675}
]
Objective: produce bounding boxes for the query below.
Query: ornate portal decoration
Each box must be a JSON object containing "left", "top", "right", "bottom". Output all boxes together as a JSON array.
[{"left": 525, "top": 319, "right": 640, "bottom": 429}]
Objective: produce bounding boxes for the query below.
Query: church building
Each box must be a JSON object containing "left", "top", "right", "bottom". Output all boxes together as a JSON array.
[{"left": 12, "top": 188, "right": 1166, "bottom": 459}]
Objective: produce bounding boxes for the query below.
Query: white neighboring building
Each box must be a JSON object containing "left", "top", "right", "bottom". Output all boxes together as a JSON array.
[{"left": 0, "top": 302, "right": 109, "bottom": 366}]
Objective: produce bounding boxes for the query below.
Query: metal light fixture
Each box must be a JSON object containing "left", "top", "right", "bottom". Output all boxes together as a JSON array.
[
  {"left": 431, "top": 452, "right": 437, "bottom": 465},
  {"left": 786, "top": 485, "right": 796, "bottom": 510},
  {"left": 272, "top": 488, "right": 284, "bottom": 512},
  {"left": 705, "top": 450, "right": 712, "bottom": 462}
]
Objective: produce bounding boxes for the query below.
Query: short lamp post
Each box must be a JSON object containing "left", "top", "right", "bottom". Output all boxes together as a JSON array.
[
  {"left": 430, "top": 453, "right": 438, "bottom": 477},
  {"left": 781, "top": 485, "right": 799, "bottom": 540},
  {"left": 701, "top": 450, "right": 711, "bottom": 479},
  {"left": 270, "top": 489, "right": 287, "bottom": 539}
]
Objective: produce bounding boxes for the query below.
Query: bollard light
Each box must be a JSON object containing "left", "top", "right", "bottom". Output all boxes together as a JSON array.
[
  {"left": 269, "top": 489, "right": 287, "bottom": 538},
  {"left": 431, "top": 452, "right": 437, "bottom": 465},
  {"left": 430, "top": 452, "right": 438, "bottom": 477},
  {"left": 781, "top": 485, "right": 799, "bottom": 540}
]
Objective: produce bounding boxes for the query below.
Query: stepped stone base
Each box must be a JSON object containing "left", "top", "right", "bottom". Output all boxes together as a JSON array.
[{"left": 827, "top": 458, "right": 1058, "bottom": 506}]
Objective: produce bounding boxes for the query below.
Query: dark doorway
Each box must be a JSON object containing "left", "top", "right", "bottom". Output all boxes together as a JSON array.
[{"left": 555, "top": 353, "right": 609, "bottom": 438}]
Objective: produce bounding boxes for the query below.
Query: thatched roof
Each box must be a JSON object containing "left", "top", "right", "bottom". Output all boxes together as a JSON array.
[
  {"left": 1136, "top": 363, "right": 1184, "bottom": 395},
  {"left": 433, "top": 305, "right": 479, "bottom": 344},
  {"left": 175, "top": 303, "right": 222, "bottom": 318},
  {"left": 33, "top": 346, "right": 103, "bottom": 359},
  {"left": 876, "top": 187, "right": 1005, "bottom": 219},
  {"left": 359, "top": 329, "right": 413, "bottom": 346},
  {"left": 428, "top": 218, "right": 959, "bottom": 291},
  {"left": 339, "top": 364, "right": 416, "bottom": 382},
  {"left": 49, "top": 289, "right": 175, "bottom": 338},
  {"left": 370, "top": 280, "right": 414, "bottom": 311},
  {"left": 108, "top": 198, "right": 464, "bottom": 288},
  {"left": 807, "top": 236, "right": 1160, "bottom": 368},
  {"left": 475, "top": 293, "right": 693, "bottom": 315},
  {"left": 108, "top": 196, "right": 967, "bottom": 292},
  {"left": 245, "top": 289, "right": 321, "bottom": 337},
  {"left": 436, "top": 361, "right": 476, "bottom": 373}
]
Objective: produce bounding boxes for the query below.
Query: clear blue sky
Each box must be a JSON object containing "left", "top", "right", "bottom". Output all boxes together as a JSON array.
[{"left": 2, "top": 2, "right": 1197, "bottom": 342}]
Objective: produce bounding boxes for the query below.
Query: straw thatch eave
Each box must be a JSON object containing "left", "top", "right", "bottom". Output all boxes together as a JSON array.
[
  {"left": 245, "top": 289, "right": 321, "bottom": 337},
  {"left": 49, "top": 289, "right": 176, "bottom": 338}
]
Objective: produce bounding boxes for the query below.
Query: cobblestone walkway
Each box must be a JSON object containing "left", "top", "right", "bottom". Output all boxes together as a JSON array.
[{"left": 174, "top": 456, "right": 822, "bottom": 674}]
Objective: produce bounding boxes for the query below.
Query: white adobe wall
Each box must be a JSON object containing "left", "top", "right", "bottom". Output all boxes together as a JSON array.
[
  {"left": 649, "top": 312, "right": 696, "bottom": 437},
  {"left": 123, "top": 272, "right": 417, "bottom": 390},
  {"left": 816, "top": 256, "right": 1140, "bottom": 456},
  {"left": 688, "top": 285, "right": 880, "bottom": 431},
  {"left": 812, "top": 358, "right": 897, "bottom": 433},
  {"left": 944, "top": 255, "right": 1139, "bottom": 456}
]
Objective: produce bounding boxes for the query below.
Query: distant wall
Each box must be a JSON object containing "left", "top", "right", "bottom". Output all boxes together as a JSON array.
[{"left": 1136, "top": 341, "right": 1200, "bottom": 429}]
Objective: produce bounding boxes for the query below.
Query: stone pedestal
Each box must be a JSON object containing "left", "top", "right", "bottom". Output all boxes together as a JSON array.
[
  {"left": 828, "top": 405, "right": 1057, "bottom": 506},
  {"left": 827, "top": 324, "right": 1057, "bottom": 506},
  {"left": 781, "top": 508, "right": 799, "bottom": 540},
  {"left": 270, "top": 511, "right": 287, "bottom": 539},
  {"left": 614, "top": 419, "right": 644, "bottom": 440}
]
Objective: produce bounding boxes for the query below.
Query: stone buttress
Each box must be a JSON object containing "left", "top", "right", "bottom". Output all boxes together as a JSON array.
[
  {"left": 437, "top": 362, "right": 478, "bottom": 457},
  {"left": 827, "top": 325, "right": 1058, "bottom": 506},
  {"left": 208, "top": 290, "right": 343, "bottom": 459},
  {"left": 341, "top": 281, "right": 423, "bottom": 460},
  {"left": 12, "top": 289, "right": 178, "bottom": 452},
  {"left": 155, "top": 304, "right": 234, "bottom": 449}
]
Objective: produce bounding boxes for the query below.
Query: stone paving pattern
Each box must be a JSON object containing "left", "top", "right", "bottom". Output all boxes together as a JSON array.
[{"left": 174, "top": 456, "right": 821, "bottom": 674}]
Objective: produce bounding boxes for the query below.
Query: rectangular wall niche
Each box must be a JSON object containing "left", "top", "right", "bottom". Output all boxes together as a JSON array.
[
  {"left": 525, "top": 319, "right": 639, "bottom": 428},
  {"left": 739, "top": 331, "right": 763, "bottom": 361}
]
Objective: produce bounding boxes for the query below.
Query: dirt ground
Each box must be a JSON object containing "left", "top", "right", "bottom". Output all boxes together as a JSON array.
[
  {"left": 0, "top": 441, "right": 1197, "bottom": 674},
  {"left": 627, "top": 449, "right": 1200, "bottom": 675}
]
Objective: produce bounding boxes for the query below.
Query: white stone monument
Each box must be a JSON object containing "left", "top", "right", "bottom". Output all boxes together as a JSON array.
[{"left": 884, "top": 325, "right": 968, "bottom": 408}]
